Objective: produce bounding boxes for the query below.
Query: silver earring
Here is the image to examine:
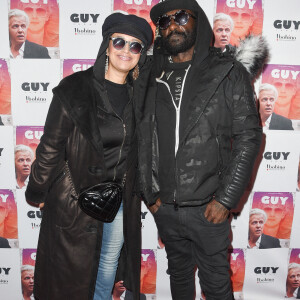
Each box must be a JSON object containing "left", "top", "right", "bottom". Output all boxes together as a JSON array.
[{"left": 105, "top": 55, "right": 108, "bottom": 74}]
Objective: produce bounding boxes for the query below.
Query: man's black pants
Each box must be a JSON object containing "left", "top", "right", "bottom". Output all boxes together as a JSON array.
[{"left": 153, "top": 203, "right": 233, "bottom": 300}]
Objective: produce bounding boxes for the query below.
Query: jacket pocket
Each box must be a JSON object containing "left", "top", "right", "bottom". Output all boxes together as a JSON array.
[
  {"left": 49, "top": 163, "right": 80, "bottom": 230},
  {"left": 152, "top": 201, "right": 163, "bottom": 217},
  {"left": 50, "top": 170, "right": 67, "bottom": 190},
  {"left": 199, "top": 207, "right": 228, "bottom": 226}
]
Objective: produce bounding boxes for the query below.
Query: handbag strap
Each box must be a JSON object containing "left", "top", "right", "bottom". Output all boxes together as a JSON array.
[{"left": 121, "top": 173, "right": 127, "bottom": 187}]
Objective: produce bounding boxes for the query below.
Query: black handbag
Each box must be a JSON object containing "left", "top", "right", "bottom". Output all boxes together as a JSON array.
[{"left": 78, "top": 182, "right": 122, "bottom": 223}]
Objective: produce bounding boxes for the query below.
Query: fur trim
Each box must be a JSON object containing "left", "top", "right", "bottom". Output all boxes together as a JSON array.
[{"left": 234, "top": 35, "right": 270, "bottom": 80}]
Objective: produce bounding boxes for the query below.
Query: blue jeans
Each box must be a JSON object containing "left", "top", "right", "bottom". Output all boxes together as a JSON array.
[{"left": 93, "top": 202, "right": 124, "bottom": 300}]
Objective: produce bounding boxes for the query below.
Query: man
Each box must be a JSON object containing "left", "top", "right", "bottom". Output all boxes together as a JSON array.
[
  {"left": 21, "top": 265, "right": 34, "bottom": 300},
  {"left": 248, "top": 208, "right": 281, "bottom": 249},
  {"left": 272, "top": 77, "right": 298, "bottom": 118},
  {"left": 258, "top": 83, "right": 294, "bottom": 130},
  {"left": 112, "top": 281, "right": 146, "bottom": 300},
  {"left": 289, "top": 88, "right": 300, "bottom": 120},
  {"left": 9, "top": 9, "right": 50, "bottom": 59},
  {"left": 225, "top": 5, "right": 255, "bottom": 46},
  {"left": 18, "top": 2, "right": 50, "bottom": 46},
  {"left": 15, "top": 145, "right": 34, "bottom": 189},
  {"left": 229, "top": 251, "right": 244, "bottom": 292},
  {"left": 0, "top": 62, "right": 11, "bottom": 115},
  {"left": 138, "top": 0, "right": 263, "bottom": 299},
  {"left": 114, "top": 1, "right": 157, "bottom": 33},
  {"left": 286, "top": 263, "right": 300, "bottom": 299},
  {"left": 259, "top": 200, "right": 288, "bottom": 238},
  {"left": 140, "top": 252, "right": 156, "bottom": 294},
  {"left": 213, "top": 13, "right": 234, "bottom": 51},
  {"left": 0, "top": 194, "right": 18, "bottom": 239}
]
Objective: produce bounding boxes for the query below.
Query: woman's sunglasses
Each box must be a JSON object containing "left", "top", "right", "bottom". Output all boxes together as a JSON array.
[
  {"left": 157, "top": 10, "right": 196, "bottom": 30},
  {"left": 110, "top": 37, "right": 144, "bottom": 54}
]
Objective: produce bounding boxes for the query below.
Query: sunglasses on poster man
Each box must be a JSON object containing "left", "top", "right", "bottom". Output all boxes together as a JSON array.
[
  {"left": 157, "top": 10, "right": 196, "bottom": 30},
  {"left": 110, "top": 37, "right": 144, "bottom": 54},
  {"left": 24, "top": 7, "right": 47, "bottom": 17}
]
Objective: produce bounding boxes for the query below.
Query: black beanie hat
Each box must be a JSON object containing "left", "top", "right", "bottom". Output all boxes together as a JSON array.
[
  {"left": 150, "top": 0, "right": 200, "bottom": 24},
  {"left": 102, "top": 13, "right": 153, "bottom": 50}
]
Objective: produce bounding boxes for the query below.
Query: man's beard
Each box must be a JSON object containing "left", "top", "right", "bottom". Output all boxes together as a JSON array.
[{"left": 162, "top": 28, "right": 197, "bottom": 55}]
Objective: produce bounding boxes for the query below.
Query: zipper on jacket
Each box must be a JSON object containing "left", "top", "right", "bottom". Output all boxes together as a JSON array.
[
  {"left": 173, "top": 186, "right": 178, "bottom": 210},
  {"left": 113, "top": 123, "right": 126, "bottom": 181},
  {"left": 215, "top": 135, "right": 222, "bottom": 176},
  {"left": 104, "top": 88, "right": 131, "bottom": 182},
  {"left": 173, "top": 157, "right": 178, "bottom": 211},
  {"left": 156, "top": 65, "right": 191, "bottom": 209},
  {"left": 156, "top": 64, "right": 191, "bottom": 156}
]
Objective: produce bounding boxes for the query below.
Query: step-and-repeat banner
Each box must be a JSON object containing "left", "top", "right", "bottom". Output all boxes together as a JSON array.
[{"left": 0, "top": 0, "right": 300, "bottom": 299}]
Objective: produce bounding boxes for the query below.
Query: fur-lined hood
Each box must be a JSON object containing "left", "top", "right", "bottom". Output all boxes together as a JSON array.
[
  {"left": 210, "top": 35, "right": 269, "bottom": 81},
  {"left": 231, "top": 35, "right": 270, "bottom": 81}
]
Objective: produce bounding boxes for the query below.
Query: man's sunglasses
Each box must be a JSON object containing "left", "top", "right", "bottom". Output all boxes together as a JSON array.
[
  {"left": 110, "top": 37, "right": 144, "bottom": 54},
  {"left": 157, "top": 10, "right": 196, "bottom": 30}
]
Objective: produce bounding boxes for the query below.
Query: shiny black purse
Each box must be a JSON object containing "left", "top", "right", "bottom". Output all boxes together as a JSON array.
[{"left": 78, "top": 182, "right": 122, "bottom": 223}]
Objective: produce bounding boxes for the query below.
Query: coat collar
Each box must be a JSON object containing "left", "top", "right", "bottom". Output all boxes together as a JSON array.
[{"left": 53, "top": 68, "right": 104, "bottom": 154}]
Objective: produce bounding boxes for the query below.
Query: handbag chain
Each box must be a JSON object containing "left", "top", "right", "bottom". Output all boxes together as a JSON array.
[{"left": 121, "top": 173, "right": 127, "bottom": 187}]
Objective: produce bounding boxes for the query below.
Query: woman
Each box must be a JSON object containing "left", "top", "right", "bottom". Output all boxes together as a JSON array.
[{"left": 25, "top": 13, "right": 152, "bottom": 300}]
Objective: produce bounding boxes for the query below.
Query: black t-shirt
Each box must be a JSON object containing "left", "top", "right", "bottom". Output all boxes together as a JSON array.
[
  {"left": 105, "top": 79, "right": 129, "bottom": 117},
  {"left": 165, "top": 60, "right": 191, "bottom": 107},
  {"left": 156, "top": 60, "right": 191, "bottom": 203},
  {"left": 93, "top": 78, "right": 133, "bottom": 183}
]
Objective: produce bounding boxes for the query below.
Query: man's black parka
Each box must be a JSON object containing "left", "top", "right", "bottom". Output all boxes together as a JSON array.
[{"left": 137, "top": 4, "right": 262, "bottom": 210}]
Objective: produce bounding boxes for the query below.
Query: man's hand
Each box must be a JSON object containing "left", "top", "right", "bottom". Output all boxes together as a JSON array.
[
  {"left": 39, "top": 203, "right": 45, "bottom": 209},
  {"left": 148, "top": 198, "right": 161, "bottom": 214},
  {"left": 204, "top": 198, "right": 229, "bottom": 224}
]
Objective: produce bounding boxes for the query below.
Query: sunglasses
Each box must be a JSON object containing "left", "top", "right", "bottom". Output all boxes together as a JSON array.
[
  {"left": 157, "top": 10, "right": 196, "bottom": 30},
  {"left": 24, "top": 7, "right": 47, "bottom": 17},
  {"left": 229, "top": 12, "right": 251, "bottom": 22},
  {"left": 273, "top": 82, "right": 296, "bottom": 91},
  {"left": 110, "top": 37, "right": 144, "bottom": 54}
]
